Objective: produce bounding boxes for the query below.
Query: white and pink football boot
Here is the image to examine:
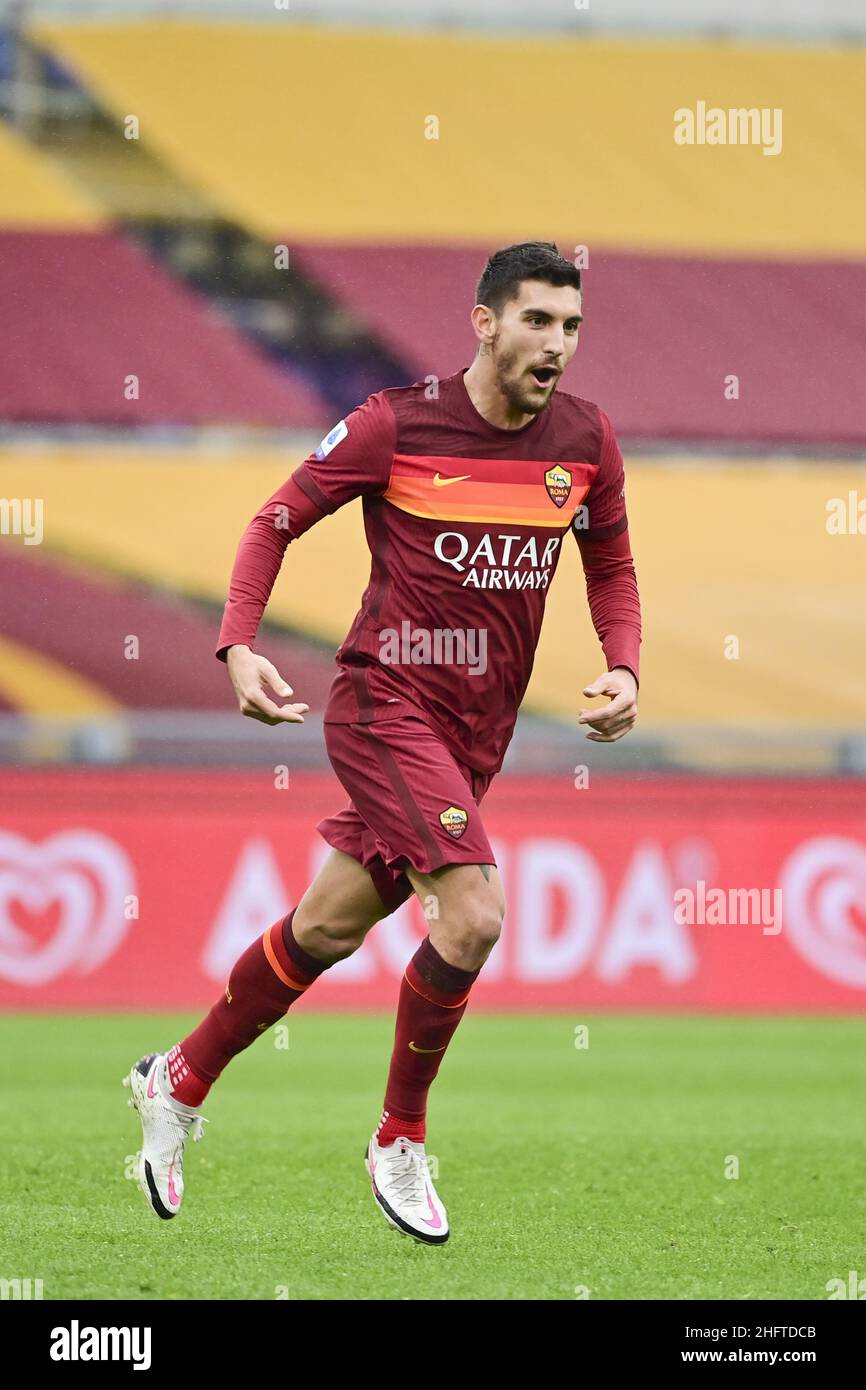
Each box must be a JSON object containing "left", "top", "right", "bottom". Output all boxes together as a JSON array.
[
  {"left": 123, "top": 1052, "right": 208, "bottom": 1220},
  {"left": 365, "top": 1132, "right": 449, "bottom": 1244}
]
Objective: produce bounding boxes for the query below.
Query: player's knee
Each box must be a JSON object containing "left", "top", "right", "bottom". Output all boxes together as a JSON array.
[
  {"left": 322, "top": 935, "right": 363, "bottom": 963},
  {"left": 455, "top": 898, "right": 504, "bottom": 953},
  {"left": 293, "top": 911, "right": 378, "bottom": 963},
  {"left": 291, "top": 906, "right": 378, "bottom": 961}
]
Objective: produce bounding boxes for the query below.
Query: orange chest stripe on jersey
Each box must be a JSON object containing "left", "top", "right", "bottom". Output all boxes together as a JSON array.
[{"left": 384, "top": 454, "right": 598, "bottom": 528}]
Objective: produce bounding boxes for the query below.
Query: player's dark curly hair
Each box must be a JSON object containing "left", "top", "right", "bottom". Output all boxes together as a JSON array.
[{"left": 475, "top": 241, "right": 581, "bottom": 314}]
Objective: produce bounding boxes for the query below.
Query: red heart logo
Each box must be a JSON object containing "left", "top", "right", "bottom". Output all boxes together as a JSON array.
[
  {"left": 0, "top": 830, "right": 135, "bottom": 985},
  {"left": 8, "top": 895, "right": 63, "bottom": 950}
]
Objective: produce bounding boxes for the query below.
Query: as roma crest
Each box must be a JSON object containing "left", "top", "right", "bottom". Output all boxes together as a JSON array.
[
  {"left": 439, "top": 805, "right": 468, "bottom": 839},
  {"left": 544, "top": 465, "right": 573, "bottom": 508}
]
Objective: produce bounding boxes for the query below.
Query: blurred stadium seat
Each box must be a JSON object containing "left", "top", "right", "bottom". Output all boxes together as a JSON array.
[{"left": 1, "top": 7, "right": 864, "bottom": 769}]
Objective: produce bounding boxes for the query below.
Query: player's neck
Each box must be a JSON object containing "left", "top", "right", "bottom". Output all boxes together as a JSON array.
[{"left": 462, "top": 359, "right": 535, "bottom": 431}]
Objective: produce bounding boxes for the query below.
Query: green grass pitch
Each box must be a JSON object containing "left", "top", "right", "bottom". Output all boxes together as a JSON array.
[{"left": 1, "top": 1012, "right": 863, "bottom": 1300}]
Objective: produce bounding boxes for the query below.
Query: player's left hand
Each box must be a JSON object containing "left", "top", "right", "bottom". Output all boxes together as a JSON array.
[{"left": 578, "top": 668, "right": 638, "bottom": 742}]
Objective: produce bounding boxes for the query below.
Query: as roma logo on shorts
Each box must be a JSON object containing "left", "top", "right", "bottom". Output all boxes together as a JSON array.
[
  {"left": 439, "top": 805, "right": 469, "bottom": 839},
  {"left": 544, "top": 465, "right": 573, "bottom": 508}
]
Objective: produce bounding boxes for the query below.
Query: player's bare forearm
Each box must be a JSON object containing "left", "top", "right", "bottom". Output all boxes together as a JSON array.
[
  {"left": 225, "top": 644, "right": 309, "bottom": 727},
  {"left": 578, "top": 666, "right": 638, "bottom": 743}
]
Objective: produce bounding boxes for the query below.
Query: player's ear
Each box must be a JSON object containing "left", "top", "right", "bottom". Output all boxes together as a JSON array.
[{"left": 470, "top": 302, "right": 496, "bottom": 345}]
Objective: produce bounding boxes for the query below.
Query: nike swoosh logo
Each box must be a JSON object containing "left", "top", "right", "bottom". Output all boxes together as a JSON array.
[
  {"left": 168, "top": 1155, "right": 181, "bottom": 1207},
  {"left": 432, "top": 472, "right": 472, "bottom": 487},
  {"left": 421, "top": 1186, "right": 443, "bottom": 1229},
  {"left": 409, "top": 1041, "right": 447, "bottom": 1054},
  {"left": 147, "top": 1065, "right": 158, "bottom": 1099}
]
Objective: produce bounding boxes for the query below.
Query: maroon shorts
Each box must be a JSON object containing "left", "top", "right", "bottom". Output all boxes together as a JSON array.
[{"left": 317, "top": 714, "right": 496, "bottom": 913}]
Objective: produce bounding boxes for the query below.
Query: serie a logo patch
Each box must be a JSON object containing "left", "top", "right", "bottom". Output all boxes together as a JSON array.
[
  {"left": 315, "top": 419, "right": 348, "bottom": 460},
  {"left": 439, "top": 805, "right": 468, "bottom": 839},
  {"left": 544, "top": 464, "right": 572, "bottom": 508}
]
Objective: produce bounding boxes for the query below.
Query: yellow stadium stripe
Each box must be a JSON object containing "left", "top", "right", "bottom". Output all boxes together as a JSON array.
[
  {"left": 0, "top": 118, "right": 102, "bottom": 228},
  {"left": 2, "top": 445, "right": 864, "bottom": 730},
  {"left": 0, "top": 634, "right": 119, "bottom": 715},
  {"left": 30, "top": 23, "right": 866, "bottom": 256}
]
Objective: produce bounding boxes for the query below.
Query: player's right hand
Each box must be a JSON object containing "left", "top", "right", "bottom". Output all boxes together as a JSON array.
[{"left": 225, "top": 645, "right": 309, "bottom": 725}]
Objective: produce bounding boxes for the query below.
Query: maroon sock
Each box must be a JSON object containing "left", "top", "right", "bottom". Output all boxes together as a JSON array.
[
  {"left": 376, "top": 936, "right": 480, "bottom": 1147},
  {"left": 169, "top": 909, "right": 329, "bottom": 1102}
]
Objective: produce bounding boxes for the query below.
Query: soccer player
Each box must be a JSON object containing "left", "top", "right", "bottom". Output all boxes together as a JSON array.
[{"left": 124, "top": 241, "right": 641, "bottom": 1243}]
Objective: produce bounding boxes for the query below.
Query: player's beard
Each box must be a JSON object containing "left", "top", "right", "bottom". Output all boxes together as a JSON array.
[{"left": 491, "top": 336, "right": 555, "bottom": 417}]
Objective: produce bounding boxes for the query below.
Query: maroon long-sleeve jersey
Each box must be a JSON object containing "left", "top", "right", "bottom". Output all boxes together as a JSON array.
[{"left": 217, "top": 366, "right": 641, "bottom": 774}]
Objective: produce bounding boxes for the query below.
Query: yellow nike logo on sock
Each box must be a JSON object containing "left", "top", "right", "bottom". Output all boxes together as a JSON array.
[{"left": 408, "top": 1041, "right": 447, "bottom": 1053}]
